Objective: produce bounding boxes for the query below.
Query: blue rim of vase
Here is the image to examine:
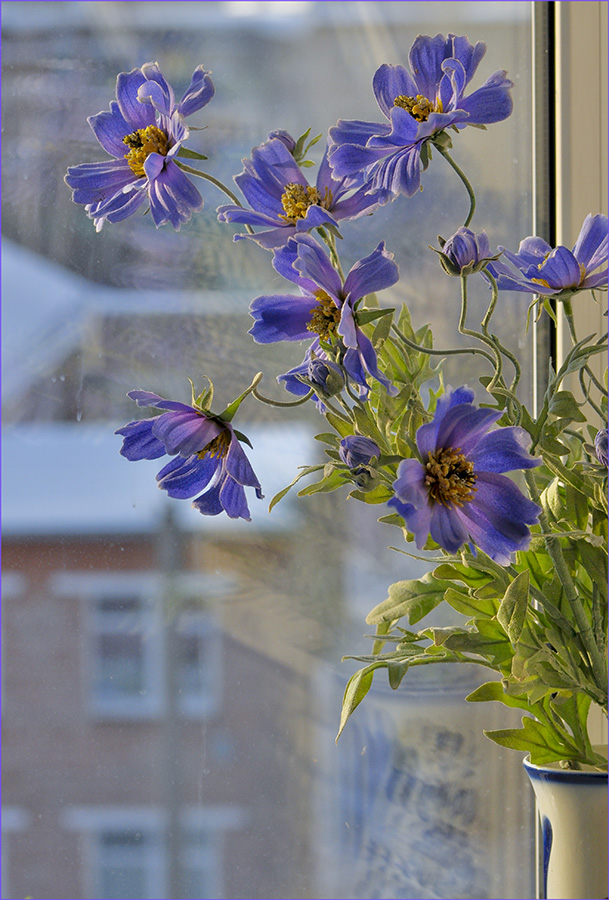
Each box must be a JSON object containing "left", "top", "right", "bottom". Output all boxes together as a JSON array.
[{"left": 523, "top": 756, "right": 608, "bottom": 784}]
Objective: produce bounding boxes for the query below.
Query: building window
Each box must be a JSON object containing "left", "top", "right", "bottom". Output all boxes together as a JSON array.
[
  {"left": 61, "top": 805, "right": 246, "bottom": 899},
  {"left": 175, "top": 611, "right": 221, "bottom": 718},
  {"left": 50, "top": 572, "right": 223, "bottom": 719},
  {"left": 90, "top": 590, "right": 165, "bottom": 718},
  {"left": 97, "top": 827, "right": 164, "bottom": 900}
]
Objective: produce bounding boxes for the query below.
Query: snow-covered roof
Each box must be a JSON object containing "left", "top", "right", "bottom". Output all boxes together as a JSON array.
[{"left": 2, "top": 422, "right": 313, "bottom": 536}]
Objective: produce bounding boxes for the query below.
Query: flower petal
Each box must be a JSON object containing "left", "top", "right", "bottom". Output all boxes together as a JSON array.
[
  {"left": 116, "top": 67, "right": 155, "bottom": 130},
  {"left": 459, "top": 70, "right": 513, "bottom": 125},
  {"left": 178, "top": 65, "right": 215, "bottom": 117},
  {"left": 116, "top": 419, "right": 166, "bottom": 460},
  {"left": 248, "top": 294, "right": 317, "bottom": 343},
  {"left": 343, "top": 241, "right": 399, "bottom": 300},
  {"left": 156, "top": 453, "right": 217, "bottom": 499},
  {"left": 147, "top": 160, "right": 204, "bottom": 229},
  {"left": 88, "top": 101, "right": 131, "bottom": 157}
]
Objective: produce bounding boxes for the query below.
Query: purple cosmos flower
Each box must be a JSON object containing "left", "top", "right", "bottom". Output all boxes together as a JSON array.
[
  {"left": 487, "top": 214, "right": 609, "bottom": 299},
  {"left": 249, "top": 234, "right": 399, "bottom": 395},
  {"left": 65, "top": 62, "right": 215, "bottom": 230},
  {"left": 435, "top": 226, "right": 496, "bottom": 276},
  {"left": 339, "top": 436, "right": 381, "bottom": 468},
  {"left": 116, "top": 390, "right": 263, "bottom": 521},
  {"left": 217, "top": 136, "right": 381, "bottom": 249},
  {"left": 388, "top": 386, "right": 541, "bottom": 565},
  {"left": 328, "top": 33, "right": 513, "bottom": 201},
  {"left": 595, "top": 429, "right": 608, "bottom": 467}
]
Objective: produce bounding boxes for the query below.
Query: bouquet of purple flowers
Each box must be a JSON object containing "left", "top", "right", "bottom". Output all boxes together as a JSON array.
[{"left": 66, "top": 33, "right": 608, "bottom": 769}]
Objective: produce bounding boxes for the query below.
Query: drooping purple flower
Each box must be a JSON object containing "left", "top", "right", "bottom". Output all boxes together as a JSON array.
[
  {"left": 249, "top": 234, "right": 399, "bottom": 395},
  {"left": 65, "top": 62, "right": 215, "bottom": 230},
  {"left": 328, "top": 33, "right": 513, "bottom": 201},
  {"left": 595, "top": 429, "right": 609, "bottom": 467},
  {"left": 116, "top": 390, "right": 263, "bottom": 521},
  {"left": 339, "top": 436, "right": 381, "bottom": 468},
  {"left": 217, "top": 136, "right": 382, "bottom": 249},
  {"left": 435, "top": 226, "right": 496, "bottom": 276},
  {"left": 388, "top": 386, "right": 541, "bottom": 565},
  {"left": 487, "top": 214, "right": 609, "bottom": 299}
]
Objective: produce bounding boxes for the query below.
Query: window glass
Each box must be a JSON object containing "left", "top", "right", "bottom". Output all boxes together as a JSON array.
[{"left": 2, "top": 3, "right": 538, "bottom": 898}]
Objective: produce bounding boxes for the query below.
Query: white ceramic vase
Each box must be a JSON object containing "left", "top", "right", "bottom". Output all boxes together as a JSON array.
[{"left": 523, "top": 756, "right": 608, "bottom": 899}]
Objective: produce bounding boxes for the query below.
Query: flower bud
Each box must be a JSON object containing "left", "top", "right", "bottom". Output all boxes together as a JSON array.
[
  {"left": 339, "top": 435, "right": 380, "bottom": 468},
  {"left": 267, "top": 130, "right": 297, "bottom": 153},
  {"left": 308, "top": 358, "right": 344, "bottom": 397},
  {"left": 594, "top": 429, "right": 608, "bottom": 466},
  {"left": 436, "top": 227, "right": 495, "bottom": 276}
]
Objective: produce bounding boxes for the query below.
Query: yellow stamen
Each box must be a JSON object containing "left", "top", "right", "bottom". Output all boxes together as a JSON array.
[
  {"left": 279, "top": 183, "right": 333, "bottom": 223},
  {"left": 425, "top": 447, "right": 476, "bottom": 508},
  {"left": 394, "top": 93, "right": 441, "bottom": 122},
  {"left": 197, "top": 429, "right": 231, "bottom": 460},
  {"left": 307, "top": 290, "right": 341, "bottom": 340},
  {"left": 123, "top": 125, "right": 168, "bottom": 177}
]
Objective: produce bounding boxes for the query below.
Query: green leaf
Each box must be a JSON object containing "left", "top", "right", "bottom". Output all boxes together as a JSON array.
[
  {"left": 268, "top": 465, "right": 324, "bottom": 511},
  {"left": 297, "top": 468, "right": 350, "bottom": 496},
  {"left": 466, "top": 679, "right": 541, "bottom": 715},
  {"left": 366, "top": 574, "right": 451, "bottom": 626},
  {"left": 444, "top": 618, "right": 513, "bottom": 669},
  {"left": 548, "top": 390, "right": 586, "bottom": 422},
  {"left": 444, "top": 587, "right": 499, "bottom": 619},
  {"left": 484, "top": 716, "right": 579, "bottom": 765},
  {"left": 177, "top": 146, "right": 209, "bottom": 161},
  {"left": 356, "top": 307, "right": 395, "bottom": 327},
  {"left": 336, "top": 665, "right": 376, "bottom": 740},
  {"left": 497, "top": 570, "right": 529, "bottom": 643}
]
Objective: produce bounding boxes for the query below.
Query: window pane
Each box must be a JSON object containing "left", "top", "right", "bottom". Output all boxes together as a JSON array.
[{"left": 2, "top": 3, "right": 538, "bottom": 899}]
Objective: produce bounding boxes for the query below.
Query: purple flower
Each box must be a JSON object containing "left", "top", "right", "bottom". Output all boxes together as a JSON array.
[
  {"left": 339, "top": 436, "right": 380, "bottom": 468},
  {"left": 595, "top": 429, "right": 608, "bottom": 467},
  {"left": 249, "top": 234, "right": 399, "bottom": 395},
  {"left": 217, "top": 136, "right": 381, "bottom": 249},
  {"left": 436, "top": 226, "right": 496, "bottom": 276},
  {"left": 388, "top": 387, "right": 541, "bottom": 564},
  {"left": 65, "top": 62, "right": 215, "bottom": 230},
  {"left": 328, "top": 33, "right": 513, "bottom": 200},
  {"left": 488, "top": 214, "right": 609, "bottom": 299},
  {"left": 116, "top": 390, "right": 263, "bottom": 521}
]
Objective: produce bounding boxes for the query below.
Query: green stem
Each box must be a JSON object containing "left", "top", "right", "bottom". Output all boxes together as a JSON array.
[
  {"left": 174, "top": 161, "right": 242, "bottom": 206},
  {"left": 525, "top": 469, "right": 608, "bottom": 700},
  {"left": 391, "top": 323, "right": 496, "bottom": 368},
  {"left": 434, "top": 144, "right": 476, "bottom": 227},
  {"left": 483, "top": 272, "right": 522, "bottom": 392},
  {"left": 252, "top": 388, "right": 313, "bottom": 408},
  {"left": 318, "top": 227, "right": 345, "bottom": 279}
]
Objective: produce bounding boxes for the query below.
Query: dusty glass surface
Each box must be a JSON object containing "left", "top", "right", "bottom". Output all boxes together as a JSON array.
[{"left": 2, "top": 3, "right": 537, "bottom": 898}]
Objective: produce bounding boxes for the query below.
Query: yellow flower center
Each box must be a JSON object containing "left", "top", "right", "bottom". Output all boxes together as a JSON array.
[
  {"left": 394, "top": 94, "right": 442, "bottom": 122},
  {"left": 123, "top": 125, "right": 169, "bottom": 177},
  {"left": 279, "top": 183, "right": 333, "bottom": 223},
  {"left": 425, "top": 447, "right": 477, "bottom": 508},
  {"left": 197, "top": 429, "right": 231, "bottom": 460},
  {"left": 307, "top": 290, "right": 341, "bottom": 341}
]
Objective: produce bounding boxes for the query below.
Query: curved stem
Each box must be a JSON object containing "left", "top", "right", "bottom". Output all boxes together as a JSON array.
[
  {"left": 482, "top": 272, "right": 522, "bottom": 392},
  {"left": 391, "top": 323, "right": 496, "bottom": 367},
  {"left": 252, "top": 387, "right": 313, "bottom": 408},
  {"left": 175, "top": 161, "right": 243, "bottom": 206},
  {"left": 434, "top": 145, "right": 476, "bottom": 227}
]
